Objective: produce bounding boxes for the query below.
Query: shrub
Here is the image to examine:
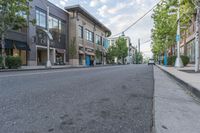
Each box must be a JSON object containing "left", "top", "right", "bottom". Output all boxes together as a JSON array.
[
  {"left": 5, "top": 56, "right": 22, "bottom": 69},
  {"left": 167, "top": 56, "right": 176, "bottom": 66},
  {"left": 181, "top": 55, "right": 189, "bottom": 66},
  {"left": 0, "top": 56, "right": 3, "bottom": 68},
  {"left": 165, "top": 55, "right": 189, "bottom": 66}
]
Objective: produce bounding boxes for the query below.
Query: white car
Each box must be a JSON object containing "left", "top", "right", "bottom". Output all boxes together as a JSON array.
[{"left": 148, "top": 59, "right": 155, "bottom": 65}]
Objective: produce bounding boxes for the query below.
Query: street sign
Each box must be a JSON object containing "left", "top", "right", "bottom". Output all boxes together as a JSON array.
[{"left": 176, "top": 35, "right": 180, "bottom": 42}]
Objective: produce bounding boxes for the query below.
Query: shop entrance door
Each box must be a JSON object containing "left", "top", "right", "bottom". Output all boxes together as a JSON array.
[{"left": 86, "top": 55, "right": 90, "bottom": 66}]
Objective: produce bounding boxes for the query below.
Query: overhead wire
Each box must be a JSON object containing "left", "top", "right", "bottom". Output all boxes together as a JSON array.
[{"left": 112, "top": 0, "right": 162, "bottom": 37}]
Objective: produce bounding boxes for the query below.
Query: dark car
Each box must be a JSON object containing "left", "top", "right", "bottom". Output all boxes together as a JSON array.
[{"left": 148, "top": 59, "right": 155, "bottom": 65}]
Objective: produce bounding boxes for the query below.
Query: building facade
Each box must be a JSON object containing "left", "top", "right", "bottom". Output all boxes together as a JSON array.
[
  {"left": 65, "top": 5, "right": 111, "bottom": 66},
  {"left": 28, "top": 0, "right": 69, "bottom": 66},
  {"left": 171, "top": 14, "right": 200, "bottom": 64},
  {"left": 1, "top": 0, "right": 69, "bottom": 66},
  {"left": 108, "top": 36, "right": 135, "bottom": 64}
]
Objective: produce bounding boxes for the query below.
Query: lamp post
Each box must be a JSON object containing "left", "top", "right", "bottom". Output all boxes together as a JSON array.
[
  {"left": 41, "top": 1, "right": 51, "bottom": 68},
  {"left": 174, "top": 0, "right": 183, "bottom": 68},
  {"left": 46, "top": 6, "right": 51, "bottom": 68},
  {"left": 195, "top": 1, "right": 200, "bottom": 72}
]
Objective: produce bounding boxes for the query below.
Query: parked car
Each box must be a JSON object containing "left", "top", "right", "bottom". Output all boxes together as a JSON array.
[{"left": 148, "top": 59, "right": 155, "bottom": 65}]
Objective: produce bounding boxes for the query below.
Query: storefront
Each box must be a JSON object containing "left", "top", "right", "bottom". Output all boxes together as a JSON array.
[
  {"left": 85, "top": 52, "right": 95, "bottom": 66},
  {"left": 1, "top": 39, "right": 30, "bottom": 65},
  {"left": 79, "top": 50, "right": 84, "bottom": 65},
  {"left": 55, "top": 49, "right": 66, "bottom": 65},
  {"left": 186, "top": 39, "right": 195, "bottom": 63}
]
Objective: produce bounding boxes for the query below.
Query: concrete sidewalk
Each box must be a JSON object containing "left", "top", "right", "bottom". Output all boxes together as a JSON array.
[
  {"left": 156, "top": 64, "right": 200, "bottom": 99},
  {"left": 154, "top": 66, "right": 200, "bottom": 133}
]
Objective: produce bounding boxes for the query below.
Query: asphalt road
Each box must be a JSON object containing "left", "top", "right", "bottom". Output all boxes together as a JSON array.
[{"left": 0, "top": 65, "right": 154, "bottom": 133}]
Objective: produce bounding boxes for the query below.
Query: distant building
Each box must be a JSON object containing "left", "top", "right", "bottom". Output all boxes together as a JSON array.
[
  {"left": 65, "top": 5, "right": 111, "bottom": 66},
  {"left": 108, "top": 36, "right": 136, "bottom": 64}
]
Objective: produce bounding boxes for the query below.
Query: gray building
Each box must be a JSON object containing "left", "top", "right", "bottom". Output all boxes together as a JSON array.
[
  {"left": 65, "top": 5, "right": 111, "bottom": 66},
  {"left": 2, "top": 0, "right": 69, "bottom": 66}
]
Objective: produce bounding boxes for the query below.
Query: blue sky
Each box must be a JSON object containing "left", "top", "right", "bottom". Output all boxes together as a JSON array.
[{"left": 49, "top": 0, "right": 160, "bottom": 58}]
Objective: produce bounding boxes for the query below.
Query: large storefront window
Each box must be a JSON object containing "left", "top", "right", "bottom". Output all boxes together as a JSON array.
[
  {"left": 187, "top": 40, "right": 195, "bottom": 63},
  {"left": 36, "top": 9, "right": 46, "bottom": 28}
]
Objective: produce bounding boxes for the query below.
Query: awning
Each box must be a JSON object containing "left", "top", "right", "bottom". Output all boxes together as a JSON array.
[
  {"left": 79, "top": 50, "right": 84, "bottom": 55},
  {"left": 15, "top": 41, "right": 30, "bottom": 51},
  {"left": 56, "top": 49, "right": 65, "bottom": 54},
  {"left": 0, "top": 39, "right": 14, "bottom": 49},
  {"left": 85, "top": 45, "right": 94, "bottom": 50}
]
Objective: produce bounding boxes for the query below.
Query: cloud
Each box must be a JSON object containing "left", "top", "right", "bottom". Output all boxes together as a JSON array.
[
  {"left": 89, "top": 0, "right": 108, "bottom": 7},
  {"left": 59, "top": 0, "right": 68, "bottom": 6},
  {"left": 98, "top": 1, "right": 135, "bottom": 17}
]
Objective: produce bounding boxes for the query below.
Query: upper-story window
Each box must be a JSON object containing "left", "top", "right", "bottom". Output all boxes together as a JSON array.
[
  {"left": 36, "top": 9, "right": 46, "bottom": 28},
  {"left": 96, "top": 35, "right": 102, "bottom": 45},
  {"left": 49, "top": 16, "right": 58, "bottom": 32},
  {"left": 49, "top": 16, "right": 65, "bottom": 34},
  {"left": 49, "top": 15, "right": 66, "bottom": 44},
  {"left": 78, "top": 25, "right": 83, "bottom": 38},
  {"left": 86, "top": 29, "right": 94, "bottom": 42}
]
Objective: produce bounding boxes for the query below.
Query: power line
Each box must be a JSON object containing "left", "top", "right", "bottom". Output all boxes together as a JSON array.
[{"left": 112, "top": 0, "right": 162, "bottom": 37}]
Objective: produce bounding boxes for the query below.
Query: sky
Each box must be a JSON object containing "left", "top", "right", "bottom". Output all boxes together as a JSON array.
[{"left": 49, "top": 0, "right": 160, "bottom": 58}]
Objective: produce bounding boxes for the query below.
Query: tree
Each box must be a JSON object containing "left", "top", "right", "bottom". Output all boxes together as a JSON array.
[
  {"left": 69, "top": 37, "right": 77, "bottom": 65},
  {"left": 106, "top": 45, "right": 117, "bottom": 64},
  {"left": 95, "top": 48, "right": 101, "bottom": 63},
  {"left": 151, "top": 0, "right": 195, "bottom": 59},
  {"left": 115, "top": 37, "right": 128, "bottom": 64},
  {"left": 0, "top": 0, "right": 34, "bottom": 68}
]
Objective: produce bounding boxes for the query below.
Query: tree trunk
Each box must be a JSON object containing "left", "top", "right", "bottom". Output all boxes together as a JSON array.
[{"left": 1, "top": 34, "right": 6, "bottom": 69}]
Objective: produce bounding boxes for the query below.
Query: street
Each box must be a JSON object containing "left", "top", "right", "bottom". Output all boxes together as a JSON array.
[{"left": 0, "top": 65, "right": 154, "bottom": 133}]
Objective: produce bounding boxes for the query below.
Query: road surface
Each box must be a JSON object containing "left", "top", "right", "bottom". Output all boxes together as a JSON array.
[{"left": 0, "top": 65, "right": 154, "bottom": 133}]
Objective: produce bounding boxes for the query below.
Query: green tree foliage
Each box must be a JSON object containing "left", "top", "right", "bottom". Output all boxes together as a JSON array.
[
  {"left": 135, "top": 52, "right": 143, "bottom": 64},
  {"left": 151, "top": 0, "right": 195, "bottom": 59},
  {"left": 95, "top": 48, "right": 101, "bottom": 59},
  {"left": 106, "top": 45, "right": 117, "bottom": 64},
  {"left": 0, "top": 0, "right": 34, "bottom": 68},
  {"left": 115, "top": 37, "right": 128, "bottom": 64},
  {"left": 69, "top": 37, "right": 77, "bottom": 59}
]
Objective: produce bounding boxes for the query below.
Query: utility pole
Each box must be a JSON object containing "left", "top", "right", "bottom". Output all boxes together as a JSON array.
[
  {"left": 195, "top": 1, "right": 200, "bottom": 72},
  {"left": 138, "top": 38, "right": 140, "bottom": 53},
  {"left": 175, "top": 0, "right": 183, "bottom": 68}
]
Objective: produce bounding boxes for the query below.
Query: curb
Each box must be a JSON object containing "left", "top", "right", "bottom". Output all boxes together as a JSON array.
[
  {"left": 0, "top": 64, "right": 121, "bottom": 73},
  {"left": 156, "top": 65, "right": 200, "bottom": 100}
]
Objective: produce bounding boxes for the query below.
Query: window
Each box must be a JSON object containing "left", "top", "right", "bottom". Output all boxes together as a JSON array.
[
  {"left": 96, "top": 35, "right": 102, "bottom": 45},
  {"left": 49, "top": 16, "right": 66, "bottom": 34},
  {"left": 86, "top": 29, "right": 94, "bottom": 42},
  {"left": 36, "top": 10, "right": 46, "bottom": 28},
  {"left": 61, "top": 21, "right": 66, "bottom": 34},
  {"left": 78, "top": 25, "right": 83, "bottom": 38}
]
